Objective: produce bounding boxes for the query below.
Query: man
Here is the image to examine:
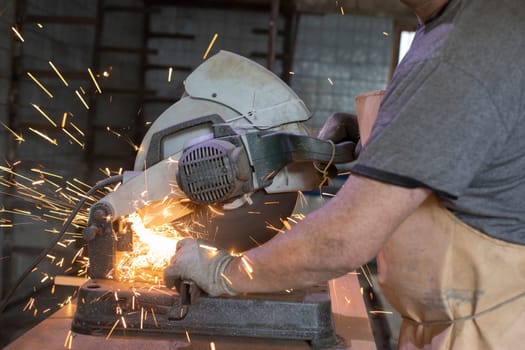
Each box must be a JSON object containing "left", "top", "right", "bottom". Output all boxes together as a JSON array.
[{"left": 165, "top": 0, "right": 525, "bottom": 348}]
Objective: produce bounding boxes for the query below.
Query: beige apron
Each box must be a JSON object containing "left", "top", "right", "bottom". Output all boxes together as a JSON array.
[{"left": 355, "top": 91, "right": 525, "bottom": 350}]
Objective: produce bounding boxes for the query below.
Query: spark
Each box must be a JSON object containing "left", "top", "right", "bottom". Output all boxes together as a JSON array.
[
  {"left": 199, "top": 244, "right": 218, "bottom": 252},
  {"left": 61, "top": 112, "right": 68, "bottom": 128},
  {"left": 121, "top": 316, "right": 127, "bottom": 329},
  {"left": 151, "top": 308, "right": 158, "bottom": 327},
  {"left": 240, "top": 256, "right": 253, "bottom": 279},
  {"left": 289, "top": 71, "right": 295, "bottom": 75},
  {"left": 327, "top": 77, "right": 334, "bottom": 85},
  {"left": 31, "top": 103, "right": 57, "bottom": 127},
  {"left": 168, "top": 67, "right": 173, "bottom": 82},
  {"left": 221, "top": 272, "right": 233, "bottom": 287},
  {"left": 340, "top": 6, "right": 345, "bottom": 15},
  {"left": 140, "top": 307, "right": 144, "bottom": 329},
  {"left": 382, "top": 31, "right": 389, "bottom": 36},
  {"left": 29, "top": 127, "right": 58, "bottom": 146},
  {"left": 345, "top": 296, "right": 351, "bottom": 304},
  {"left": 31, "top": 168, "right": 63, "bottom": 179},
  {"left": 103, "top": 71, "right": 110, "bottom": 78},
  {"left": 69, "top": 122, "right": 85, "bottom": 136},
  {"left": 64, "top": 331, "right": 72, "bottom": 348},
  {"left": 88, "top": 68, "right": 102, "bottom": 94},
  {"left": 360, "top": 265, "right": 374, "bottom": 288},
  {"left": 51, "top": 285, "right": 56, "bottom": 294},
  {"left": 75, "top": 90, "right": 90, "bottom": 109},
  {"left": 210, "top": 341, "right": 216, "bottom": 350},
  {"left": 27, "top": 72, "right": 53, "bottom": 98},
  {"left": 281, "top": 218, "right": 292, "bottom": 231},
  {"left": 203, "top": 33, "right": 219, "bottom": 60},
  {"left": 62, "top": 127, "right": 84, "bottom": 148},
  {"left": 0, "top": 121, "right": 25, "bottom": 143},
  {"left": 207, "top": 205, "right": 224, "bottom": 216},
  {"left": 23, "top": 297, "right": 35, "bottom": 311},
  {"left": 36, "top": 23, "right": 43, "bottom": 28},
  {"left": 369, "top": 310, "right": 393, "bottom": 315},
  {"left": 185, "top": 330, "right": 191, "bottom": 343},
  {"left": 106, "top": 319, "right": 120, "bottom": 340},
  {"left": 48, "top": 61, "right": 69, "bottom": 86},
  {"left": 321, "top": 192, "right": 336, "bottom": 197},
  {"left": 11, "top": 26, "right": 24, "bottom": 42}
]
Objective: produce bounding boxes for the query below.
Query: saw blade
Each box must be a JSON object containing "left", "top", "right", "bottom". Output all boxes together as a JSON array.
[{"left": 179, "top": 191, "right": 298, "bottom": 252}]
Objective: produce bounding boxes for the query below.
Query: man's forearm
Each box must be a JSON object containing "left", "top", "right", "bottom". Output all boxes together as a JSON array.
[{"left": 224, "top": 175, "right": 430, "bottom": 293}]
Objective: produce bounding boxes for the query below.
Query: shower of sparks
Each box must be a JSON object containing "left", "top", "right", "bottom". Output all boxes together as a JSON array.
[
  {"left": 203, "top": 33, "right": 219, "bottom": 60},
  {"left": 31, "top": 103, "right": 57, "bottom": 127},
  {"left": 115, "top": 212, "right": 184, "bottom": 282},
  {"left": 88, "top": 68, "right": 102, "bottom": 94},
  {"left": 327, "top": 78, "right": 334, "bottom": 85},
  {"left": 168, "top": 67, "right": 173, "bottom": 82},
  {"left": 11, "top": 26, "right": 24, "bottom": 42},
  {"left": 75, "top": 90, "right": 90, "bottom": 109},
  {"left": 0, "top": 121, "right": 25, "bottom": 143},
  {"left": 49, "top": 61, "right": 69, "bottom": 86},
  {"left": 29, "top": 127, "right": 58, "bottom": 146},
  {"left": 27, "top": 72, "right": 54, "bottom": 98}
]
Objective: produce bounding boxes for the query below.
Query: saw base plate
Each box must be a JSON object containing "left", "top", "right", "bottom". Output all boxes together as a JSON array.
[{"left": 72, "top": 279, "right": 337, "bottom": 348}]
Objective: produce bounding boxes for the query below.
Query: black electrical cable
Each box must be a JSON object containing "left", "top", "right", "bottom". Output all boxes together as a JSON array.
[{"left": 0, "top": 175, "right": 123, "bottom": 314}]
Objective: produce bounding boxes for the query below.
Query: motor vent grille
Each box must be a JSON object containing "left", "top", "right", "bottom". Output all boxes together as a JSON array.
[{"left": 178, "top": 143, "right": 236, "bottom": 204}]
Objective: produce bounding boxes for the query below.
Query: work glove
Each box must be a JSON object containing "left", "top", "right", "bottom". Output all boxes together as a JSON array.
[
  {"left": 318, "top": 112, "right": 361, "bottom": 159},
  {"left": 164, "top": 238, "right": 238, "bottom": 297}
]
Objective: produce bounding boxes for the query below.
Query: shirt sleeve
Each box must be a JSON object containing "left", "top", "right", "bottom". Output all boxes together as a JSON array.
[{"left": 352, "top": 60, "right": 507, "bottom": 199}]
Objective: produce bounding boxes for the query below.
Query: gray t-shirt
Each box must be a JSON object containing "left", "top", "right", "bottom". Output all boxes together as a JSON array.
[{"left": 352, "top": 0, "right": 525, "bottom": 244}]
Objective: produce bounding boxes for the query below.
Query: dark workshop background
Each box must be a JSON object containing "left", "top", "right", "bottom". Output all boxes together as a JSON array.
[{"left": 0, "top": 0, "right": 417, "bottom": 347}]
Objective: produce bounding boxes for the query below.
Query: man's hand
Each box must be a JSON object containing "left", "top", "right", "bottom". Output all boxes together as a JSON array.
[
  {"left": 318, "top": 112, "right": 361, "bottom": 158},
  {"left": 164, "top": 238, "right": 238, "bottom": 297}
]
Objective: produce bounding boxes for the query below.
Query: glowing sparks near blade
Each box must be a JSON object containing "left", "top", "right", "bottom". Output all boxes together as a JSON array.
[
  {"left": 29, "top": 127, "right": 58, "bottom": 146},
  {"left": 48, "top": 61, "right": 69, "bottom": 86},
  {"left": 168, "top": 67, "right": 173, "bottom": 82},
  {"left": 11, "top": 26, "right": 24, "bottom": 42},
  {"left": 75, "top": 90, "right": 90, "bottom": 109},
  {"left": 0, "top": 121, "right": 25, "bottom": 143},
  {"left": 241, "top": 255, "right": 254, "bottom": 279},
  {"left": 88, "top": 68, "right": 102, "bottom": 94},
  {"left": 203, "top": 33, "right": 219, "bottom": 60},
  {"left": 27, "top": 73, "right": 53, "bottom": 98},
  {"left": 31, "top": 103, "right": 57, "bottom": 127},
  {"left": 115, "top": 213, "right": 183, "bottom": 283}
]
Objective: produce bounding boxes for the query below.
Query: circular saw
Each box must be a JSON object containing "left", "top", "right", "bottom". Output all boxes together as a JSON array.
[{"left": 84, "top": 51, "right": 355, "bottom": 266}]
